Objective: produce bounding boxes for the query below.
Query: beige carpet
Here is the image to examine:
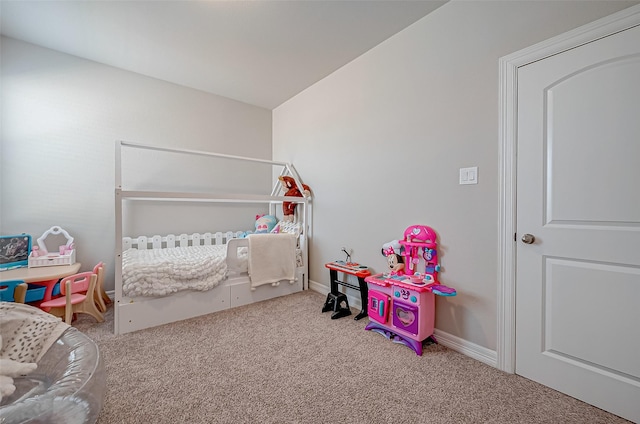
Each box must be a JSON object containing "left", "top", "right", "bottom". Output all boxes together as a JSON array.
[{"left": 73, "top": 291, "right": 629, "bottom": 424}]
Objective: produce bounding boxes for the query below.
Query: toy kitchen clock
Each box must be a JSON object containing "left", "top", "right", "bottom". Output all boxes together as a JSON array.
[{"left": 365, "top": 225, "right": 456, "bottom": 356}]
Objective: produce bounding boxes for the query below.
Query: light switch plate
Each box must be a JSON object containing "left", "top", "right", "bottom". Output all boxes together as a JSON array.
[{"left": 460, "top": 167, "right": 478, "bottom": 185}]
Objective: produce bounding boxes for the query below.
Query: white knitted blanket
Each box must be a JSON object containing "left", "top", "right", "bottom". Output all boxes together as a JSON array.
[{"left": 122, "top": 244, "right": 229, "bottom": 297}]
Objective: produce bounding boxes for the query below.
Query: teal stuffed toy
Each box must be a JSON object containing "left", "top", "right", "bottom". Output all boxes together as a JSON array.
[{"left": 255, "top": 214, "right": 278, "bottom": 234}]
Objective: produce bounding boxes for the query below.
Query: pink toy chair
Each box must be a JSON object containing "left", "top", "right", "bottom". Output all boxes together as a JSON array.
[
  {"left": 0, "top": 280, "right": 27, "bottom": 303},
  {"left": 40, "top": 272, "right": 104, "bottom": 325},
  {"left": 92, "top": 262, "right": 110, "bottom": 312}
]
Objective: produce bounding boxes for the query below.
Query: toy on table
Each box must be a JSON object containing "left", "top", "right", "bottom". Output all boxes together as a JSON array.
[
  {"left": 59, "top": 243, "right": 74, "bottom": 255},
  {"left": 28, "top": 226, "right": 76, "bottom": 268},
  {"left": 365, "top": 225, "right": 456, "bottom": 355},
  {"left": 30, "top": 246, "right": 45, "bottom": 258},
  {"left": 278, "top": 176, "right": 311, "bottom": 222},
  {"left": 0, "top": 234, "right": 31, "bottom": 270}
]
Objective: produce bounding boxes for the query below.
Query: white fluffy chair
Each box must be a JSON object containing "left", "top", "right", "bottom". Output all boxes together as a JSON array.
[{"left": 0, "top": 303, "right": 105, "bottom": 423}]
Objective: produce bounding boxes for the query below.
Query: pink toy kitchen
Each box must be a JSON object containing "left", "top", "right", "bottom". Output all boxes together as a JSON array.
[{"left": 365, "top": 225, "right": 456, "bottom": 355}]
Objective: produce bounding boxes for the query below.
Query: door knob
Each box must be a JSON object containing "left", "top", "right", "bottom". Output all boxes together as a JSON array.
[{"left": 521, "top": 234, "right": 536, "bottom": 244}]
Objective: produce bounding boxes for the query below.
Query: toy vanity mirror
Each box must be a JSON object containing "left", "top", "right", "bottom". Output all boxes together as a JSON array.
[{"left": 28, "top": 226, "right": 76, "bottom": 268}]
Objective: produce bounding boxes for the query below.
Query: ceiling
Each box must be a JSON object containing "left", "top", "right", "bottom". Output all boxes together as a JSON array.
[{"left": 0, "top": 0, "right": 447, "bottom": 109}]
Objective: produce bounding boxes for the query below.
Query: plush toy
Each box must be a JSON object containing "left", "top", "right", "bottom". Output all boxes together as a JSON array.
[
  {"left": 0, "top": 335, "right": 37, "bottom": 402},
  {"left": 381, "top": 240, "right": 405, "bottom": 275},
  {"left": 279, "top": 176, "right": 311, "bottom": 222},
  {"left": 255, "top": 214, "right": 278, "bottom": 234}
]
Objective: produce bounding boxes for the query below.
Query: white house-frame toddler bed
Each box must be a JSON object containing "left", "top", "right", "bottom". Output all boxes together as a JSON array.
[{"left": 114, "top": 141, "right": 311, "bottom": 335}]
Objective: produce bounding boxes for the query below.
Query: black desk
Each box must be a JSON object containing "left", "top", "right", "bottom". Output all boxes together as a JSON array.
[{"left": 322, "top": 261, "right": 370, "bottom": 320}]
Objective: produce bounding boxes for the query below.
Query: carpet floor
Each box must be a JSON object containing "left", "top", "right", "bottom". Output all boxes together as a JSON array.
[{"left": 73, "top": 290, "right": 629, "bottom": 424}]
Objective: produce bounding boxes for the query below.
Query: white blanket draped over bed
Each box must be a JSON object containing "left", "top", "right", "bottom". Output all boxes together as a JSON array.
[
  {"left": 248, "top": 233, "right": 297, "bottom": 289},
  {"left": 122, "top": 244, "right": 231, "bottom": 297}
]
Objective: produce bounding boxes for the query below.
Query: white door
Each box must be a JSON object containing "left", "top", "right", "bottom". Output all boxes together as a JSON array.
[{"left": 515, "top": 23, "right": 640, "bottom": 423}]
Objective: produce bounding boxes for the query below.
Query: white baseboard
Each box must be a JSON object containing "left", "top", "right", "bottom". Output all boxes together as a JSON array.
[
  {"left": 309, "top": 278, "right": 366, "bottom": 309},
  {"left": 432, "top": 329, "right": 497, "bottom": 367},
  {"left": 308, "top": 279, "right": 497, "bottom": 368}
]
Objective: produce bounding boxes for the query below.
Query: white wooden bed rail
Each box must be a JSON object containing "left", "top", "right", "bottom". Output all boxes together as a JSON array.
[
  {"left": 123, "top": 231, "right": 248, "bottom": 250},
  {"left": 227, "top": 238, "right": 249, "bottom": 274}
]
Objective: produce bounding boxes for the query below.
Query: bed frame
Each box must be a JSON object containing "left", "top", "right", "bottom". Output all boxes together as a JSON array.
[{"left": 114, "top": 141, "right": 311, "bottom": 335}]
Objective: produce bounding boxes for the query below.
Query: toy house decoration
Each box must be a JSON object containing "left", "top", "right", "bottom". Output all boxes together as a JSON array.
[
  {"left": 365, "top": 225, "right": 456, "bottom": 355},
  {"left": 28, "top": 226, "right": 76, "bottom": 268}
]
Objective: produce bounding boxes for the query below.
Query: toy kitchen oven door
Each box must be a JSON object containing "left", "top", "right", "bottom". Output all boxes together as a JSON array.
[
  {"left": 368, "top": 288, "right": 391, "bottom": 325},
  {"left": 391, "top": 283, "right": 435, "bottom": 341},
  {"left": 365, "top": 274, "right": 436, "bottom": 356}
]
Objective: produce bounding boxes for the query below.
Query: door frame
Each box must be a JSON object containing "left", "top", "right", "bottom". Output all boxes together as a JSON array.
[{"left": 497, "top": 4, "right": 640, "bottom": 373}]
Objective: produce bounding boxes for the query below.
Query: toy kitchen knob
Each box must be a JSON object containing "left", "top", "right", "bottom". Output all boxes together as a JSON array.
[{"left": 521, "top": 233, "right": 536, "bottom": 244}]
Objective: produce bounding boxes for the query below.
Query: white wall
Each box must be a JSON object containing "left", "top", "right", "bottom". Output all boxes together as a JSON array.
[
  {"left": 1, "top": 37, "right": 272, "bottom": 290},
  {"left": 2, "top": 0, "right": 635, "bottom": 352},
  {"left": 272, "top": 1, "right": 636, "bottom": 351}
]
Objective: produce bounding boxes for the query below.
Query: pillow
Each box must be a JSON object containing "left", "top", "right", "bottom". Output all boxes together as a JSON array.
[{"left": 254, "top": 214, "right": 278, "bottom": 234}]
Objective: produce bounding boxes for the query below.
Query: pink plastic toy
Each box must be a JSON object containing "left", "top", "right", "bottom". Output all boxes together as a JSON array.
[
  {"left": 31, "top": 246, "right": 48, "bottom": 258},
  {"left": 365, "top": 225, "right": 456, "bottom": 355},
  {"left": 399, "top": 225, "right": 437, "bottom": 276},
  {"left": 381, "top": 240, "right": 405, "bottom": 275},
  {"left": 58, "top": 243, "right": 74, "bottom": 255}
]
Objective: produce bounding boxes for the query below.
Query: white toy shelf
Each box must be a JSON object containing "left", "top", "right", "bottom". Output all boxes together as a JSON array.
[{"left": 28, "top": 226, "right": 76, "bottom": 268}]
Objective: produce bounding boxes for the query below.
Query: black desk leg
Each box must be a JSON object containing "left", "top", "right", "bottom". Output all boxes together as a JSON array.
[
  {"left": 323, "top": 269, "right": 350, "bottom": 316},
  {"left": 322, "top": 268, "right": 368, "bottom": 320},
  {"left": 322, "top": 269, "right": 339, "bottom": 313},
  {"left": 329, "top": 269, "right": 339, "bottom": 294},
  {"left": 354, "top": 276, "right": 368, "bottom": 321}
]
